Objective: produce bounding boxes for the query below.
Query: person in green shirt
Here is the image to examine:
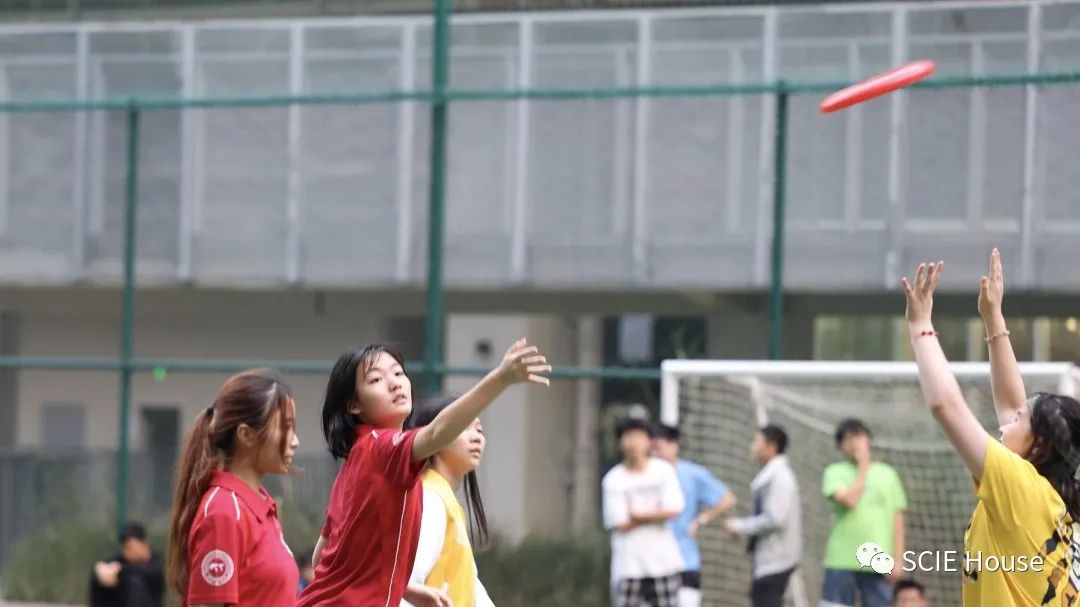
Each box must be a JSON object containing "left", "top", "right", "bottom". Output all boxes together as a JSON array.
[{"left": 821, "top": 418, "right": 907, "bottom": 607}]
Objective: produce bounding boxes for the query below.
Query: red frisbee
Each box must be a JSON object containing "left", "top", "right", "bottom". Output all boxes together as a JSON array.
[{"left": 819, "top": 60, "right": 935, "bottom": 114}]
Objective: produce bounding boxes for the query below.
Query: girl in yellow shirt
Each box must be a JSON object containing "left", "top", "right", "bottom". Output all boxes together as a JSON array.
[
  {"left": 903, "top": 249, "right": 1080, "bottom": 607},
  {"left": 402, "top": 396, "right": 498, "bottom": 607}
]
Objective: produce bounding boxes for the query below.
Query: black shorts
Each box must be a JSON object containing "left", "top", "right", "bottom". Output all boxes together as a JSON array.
[
  {"left": 680, "top": 570, "right": 701, "bottom": 590},
  {"left": 750, "top": 567, "right": 795, "bottom": 607}
]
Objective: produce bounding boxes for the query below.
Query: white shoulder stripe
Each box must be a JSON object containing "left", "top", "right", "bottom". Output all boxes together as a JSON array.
[
  {"left": 204, "top": 487, "right": 221, "bottom": 517},
  {"left": 230, "top": 491, "right": 241, "bottom": 521},
  {"left": 385, "top": 489, "right": 410, "bottom": 607}
]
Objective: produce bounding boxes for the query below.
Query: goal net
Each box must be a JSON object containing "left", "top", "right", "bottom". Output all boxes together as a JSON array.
[{"left": 659, "top": 360, "right": 1080, "bottom": 607}]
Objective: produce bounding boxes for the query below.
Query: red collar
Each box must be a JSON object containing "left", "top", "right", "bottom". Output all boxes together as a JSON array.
[
  {"left": 357, "top": 424, "right": 405, "bottom": 438},
  {"left": 210, "top": 470, "right": 276, "bottom": 522}
]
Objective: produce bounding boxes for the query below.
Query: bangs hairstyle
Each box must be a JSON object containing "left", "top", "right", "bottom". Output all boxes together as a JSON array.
[
  {"left": 167, "top": 368, "right": 294, "bottom": 600},
  {"left": 1026, "top": 392, "right": 1080, "bottom": 520},
  {"left": 406, "top": 395, "right": 490, "bottom": 549},
  {"left": 322, "top": 344, "right": 408, "bottom": 460}
]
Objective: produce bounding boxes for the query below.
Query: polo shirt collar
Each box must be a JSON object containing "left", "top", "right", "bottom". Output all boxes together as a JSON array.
[{"left": 210, "top": 470, "right": 276, "bottom": 522}]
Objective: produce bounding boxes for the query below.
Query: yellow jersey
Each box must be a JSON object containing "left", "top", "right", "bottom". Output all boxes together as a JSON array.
[
  {"left": 964, "top": 437, "right": 1080, "bottom": 606},
  {"left": 416, "top": 468, "right": 478, "bottom": 607}
]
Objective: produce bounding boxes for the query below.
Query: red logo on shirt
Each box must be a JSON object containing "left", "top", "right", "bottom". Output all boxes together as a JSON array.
[{"left": 200, "top": 549, "right": 235, "bottom": 587}]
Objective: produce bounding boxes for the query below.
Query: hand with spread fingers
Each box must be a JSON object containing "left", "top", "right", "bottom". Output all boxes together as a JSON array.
[
  {"left": 901, "top": 260, "right": 943, "bottom": 327},
  {"left": 495, "top": 338, "right": 552, "bottom": 387}
]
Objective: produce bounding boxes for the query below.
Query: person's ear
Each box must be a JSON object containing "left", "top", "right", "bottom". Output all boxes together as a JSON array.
[{"left": 236, "top": 423, "right": 258, "bottom": 449}]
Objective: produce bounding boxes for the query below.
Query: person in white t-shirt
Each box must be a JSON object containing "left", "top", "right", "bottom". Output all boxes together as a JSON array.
[{"left": 602, "top": 418, "right": 686, "bottom": 607}]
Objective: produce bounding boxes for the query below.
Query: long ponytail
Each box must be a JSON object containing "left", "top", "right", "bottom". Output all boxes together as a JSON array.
[
  {"left": 166, "top": 368, "right": 294, "bottom": 600},
  {"left": 167, "top": 408, "right": 220, "bottom": 598}
]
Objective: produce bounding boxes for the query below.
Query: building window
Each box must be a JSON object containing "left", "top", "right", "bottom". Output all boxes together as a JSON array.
[{"left": 40, "top": 402, "right": 86, "bottom": 452}]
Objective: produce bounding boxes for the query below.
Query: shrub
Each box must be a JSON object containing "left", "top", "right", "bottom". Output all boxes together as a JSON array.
[{"left": 475, "top": 532, "right": 611, "bottom": 607}]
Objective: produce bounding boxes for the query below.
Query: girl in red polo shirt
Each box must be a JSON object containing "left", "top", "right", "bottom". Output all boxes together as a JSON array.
[
  {"left": 297, "top": 339, "right": 551, "bottom": 607},
  {"left": 167, "top": 368, "right": 301, "bottom": 607}
]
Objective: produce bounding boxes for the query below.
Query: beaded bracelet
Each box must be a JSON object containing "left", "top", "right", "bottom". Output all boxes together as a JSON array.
[{"left": 912, "top": 330, "right": 940, "bottom": 344}]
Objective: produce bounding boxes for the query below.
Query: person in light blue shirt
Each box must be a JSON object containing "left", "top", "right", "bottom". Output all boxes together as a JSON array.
[{"left": 652, "top": 423, "right": 736, "bottom": 607}]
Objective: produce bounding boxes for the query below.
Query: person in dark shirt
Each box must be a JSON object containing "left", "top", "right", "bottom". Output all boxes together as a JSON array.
[{"left": 89, "top": 521, "right": 164, "bottom": 607}]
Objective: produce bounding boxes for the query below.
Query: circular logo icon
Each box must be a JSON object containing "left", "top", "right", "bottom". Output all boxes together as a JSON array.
[
  {"left": 200, "top": 549, "right": 235, "bottom": 587},
  {"left": 870, "top": 552, "right": 896, "bottom": 575},
  {"left": 855, "top": 541, "right": 885, "bottom": 568}
]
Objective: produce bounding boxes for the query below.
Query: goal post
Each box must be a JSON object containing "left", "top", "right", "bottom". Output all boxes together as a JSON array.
[{"left": 659, "top": 359, "right": 1080, "bottom": 606}]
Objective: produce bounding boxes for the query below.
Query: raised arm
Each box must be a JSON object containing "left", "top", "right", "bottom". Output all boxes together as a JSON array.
[
  {"left": 904, "top": 261, "right": 990, "bottom": 480},
  {"left": 978, "top": 248, "right": 1027, "bottom": 425},
  {"left": 412, "top": 339, "right": 551, "bottom": 461}
]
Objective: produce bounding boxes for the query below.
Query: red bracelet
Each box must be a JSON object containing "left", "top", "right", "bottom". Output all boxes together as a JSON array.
[{"left": 912, "top": 330, "right": 940, "bottom": 344}]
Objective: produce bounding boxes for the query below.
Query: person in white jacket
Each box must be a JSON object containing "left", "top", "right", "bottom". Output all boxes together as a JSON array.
[{"left": 724, "top": 425, "right": 802, "bottom": 607}]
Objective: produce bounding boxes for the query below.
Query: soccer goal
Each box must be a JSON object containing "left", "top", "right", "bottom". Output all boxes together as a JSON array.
[{"left": 660, "top": 360, "right": 1080, "bottom": 607}]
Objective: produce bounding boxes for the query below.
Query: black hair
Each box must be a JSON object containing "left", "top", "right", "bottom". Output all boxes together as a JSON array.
[
  {"left": 893, "top": 577, "right": 925, "bottom": 599},
  {"left": 834, "top": 418, "right": 872, "bottom": 447},
  {"left": 759, "top": 424, "right": 789, "bottom": 454},
  {"left": 405, "top": 395, "right": 490, "bottom": 549},
  {"left": 322, "top": 344, "right": 409, "bottom": 460},
  {"left": 615, "top": 417, "right": 655, "bottom": 441},
  {"left": 118, "top": 521, "right": 146, "bottom": 545},
  {"left": 1026, "top": 393, "right": 1080, "bottom": 520},
  {"left": 654, "top": 423, "right": 680, "bottom": 442}
]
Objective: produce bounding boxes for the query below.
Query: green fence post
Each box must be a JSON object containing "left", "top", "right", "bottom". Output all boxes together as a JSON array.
[
  {"left": 768, "top": 83, "right": 790, "bottom": 361},
  {"left": 423, "top": 0, "right": 452, "bottom": 396},
  {"left": 115, "top": 100, "right": 141, "bottom": 530}
]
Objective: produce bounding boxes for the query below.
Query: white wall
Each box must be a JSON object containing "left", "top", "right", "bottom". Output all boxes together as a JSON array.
[{"left": 445, "top": 313, "right": 592, "bottom": 542}]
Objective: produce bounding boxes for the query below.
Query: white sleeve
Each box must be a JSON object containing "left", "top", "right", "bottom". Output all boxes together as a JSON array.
[
  {"left": 602, "top": 470, "right": 629, "bottom": 530},
  {"left": 476, "top": 576, "right": 496, "bottom": 607},
  {"left": 660, "top": 462, "right": 685, "bottom": 513},
  {"left": 410, "top": 491, "right": 448, "bottom": 587}
]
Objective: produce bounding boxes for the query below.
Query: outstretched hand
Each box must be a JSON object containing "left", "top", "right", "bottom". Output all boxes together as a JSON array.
[
  {"left": 901, "top": 261, "right": 943, "bottom": 325},
  {"left": 496, "top": 339, "right": 552, "bottom": 387},
  {"left": 978, "top": 248, "right": 1004, "bottom": 320}
]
